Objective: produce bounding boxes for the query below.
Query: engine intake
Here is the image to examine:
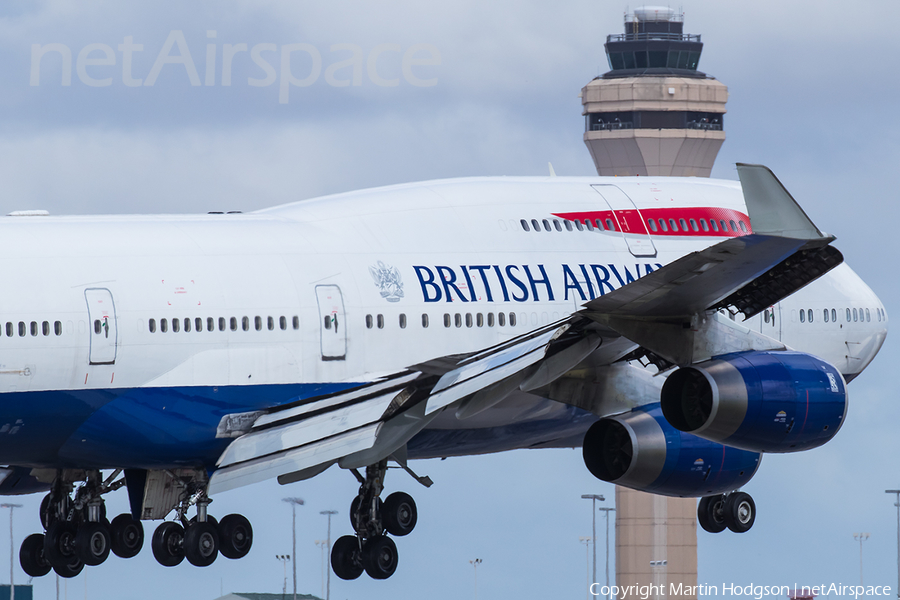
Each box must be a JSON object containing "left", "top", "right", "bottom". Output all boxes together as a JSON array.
[
  {"left": 582, "top": 404, "right": 760, "bottom": 497},
  {"left": 660, "top": 351, "right": 848, "bottom": 453}
]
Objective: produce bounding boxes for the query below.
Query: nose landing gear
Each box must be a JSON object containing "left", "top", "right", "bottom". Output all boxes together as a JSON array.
[{"left": 332, "top": 459, "right": 420, "bottom": 581}]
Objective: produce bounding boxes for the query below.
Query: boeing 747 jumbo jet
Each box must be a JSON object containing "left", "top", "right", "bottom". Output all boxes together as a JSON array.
[{"left": 0, "top": 164, "right": 885, "bottom": 581}]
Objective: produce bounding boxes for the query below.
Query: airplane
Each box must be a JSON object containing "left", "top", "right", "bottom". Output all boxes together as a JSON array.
[{"left": 0, "top": 163, "right": 885, "bottom": 581}]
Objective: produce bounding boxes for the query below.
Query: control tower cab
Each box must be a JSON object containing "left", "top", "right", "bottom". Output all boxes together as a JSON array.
[{"left": 581, "top": 6, "right": 727, "bottom": 177}]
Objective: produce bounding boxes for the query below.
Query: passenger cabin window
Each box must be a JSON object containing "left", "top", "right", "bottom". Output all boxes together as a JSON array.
[
  {"left": 498, "top": 312, "right": 506, "bottom": 326},
  {"left": 268, "top": 316, "right": 275, "bottom": 331},
  {"left": 376, "top": 314, "right": 384, "bottom": 329},
  {"left": 161, "top": 318, "right": 168, "bottom": 333},
  {"left": 183, "top": 318, "right": 191, "bottom": 332},
  {"left": 509, "top": 312, "right": 517, "bottom": 326},
  {"left": 172, "top": 318, "right": 180, "bottom": 333},
  {"left": 846, "top": 308, "right": 851, "bottom": 322},
  {"left": 255, "top": 316, "right": 262, "bottom": 331},
  {"left": 242, "top": 317, "right": 250, "bottom": 331},
  {"left": 399, "top": 314, "right": 407, "bottom": 329},
  {"left": 208, "top": 317, "right": 215, "bottom": 332},
  {"left": 54, "top": 321, "right": 62, "bottom": 336},
  {"left": 422, "top": 314, "right": 429, "bottom": 328},
  {"left": 520, "top": 219, "right": 530, "bottom": 232},
  {"left": 454, "top": 314, "right": 462, "bottom": 328},
  {"left": 831, "top": 309, "right": 836, "bottom": 322},
  {"left": 196, "top": 317, "right": 203, "bottom": 332},
  {"left": 800, "top": 310, "right": 805, "bottom": 323},
  {"left": 487, "top": 313, "right": 494, "bottom": 327},
  {"left": 280, "top": 316, "right": 287, "bottom": 330},
  {"left": 293, "top": 316, "right": 300, "bottom": 330},
  {"left": 149, "top": 319, "right": 157, "bottom": 333},
  {"left": 366, "top": 315, "right": 374, "bottom": 329},
  {"left": 648, "top": 219, "right": 658, "bottom": 232},
  {"left": 443, "top": 314, "right": 451, "bottom": 328}
]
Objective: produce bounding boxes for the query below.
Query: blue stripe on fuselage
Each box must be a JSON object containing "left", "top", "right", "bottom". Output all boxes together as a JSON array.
[{"left": 0, "top": 382, "right": 363, "bottom": 470}]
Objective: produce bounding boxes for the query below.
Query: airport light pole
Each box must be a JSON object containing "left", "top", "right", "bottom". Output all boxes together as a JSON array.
[
  {"left": 853, "top": 533, "right": 870, "bottom": 585},
  {"left": 320, "top": 510, "right": 338, "bottom": 600},
  {"left": 1, "top": 504, "right": 22, "bottom": 600},
  {"left": 598, "top": 507, "right": 615, "bottom": 595},
  {"left": 887, "top": 490, "right": 900, "bottom": 598},
  {"left": 315, "top": 540, "right": 327, "bottom": 598},
  {"left": 282, "top": 497, "right": 304, "bottom": 600},
  {"left": 581, "top": 494, "right": 605, "bottom": 587},
  {"left": 580, "top": 537, "right": 591, "bottom": 597},
  {"left": 469, "top": 558, "right": 482, "bottom": 600},
  {"left": 276, "top": 554, "right": 291, "bottom": 599}
]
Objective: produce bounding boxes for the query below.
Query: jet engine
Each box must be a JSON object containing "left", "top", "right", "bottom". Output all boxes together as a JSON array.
[
  {"left": 582, "top": 403, "right": 761, "bottom": 497},
  {"left": 660, "top": 351, "right": 848, "bottom": 453}
]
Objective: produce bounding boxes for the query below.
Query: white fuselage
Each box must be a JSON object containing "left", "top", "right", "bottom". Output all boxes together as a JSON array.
[{"left": 0, "top": 176, "right": 886, "bottom": 469}]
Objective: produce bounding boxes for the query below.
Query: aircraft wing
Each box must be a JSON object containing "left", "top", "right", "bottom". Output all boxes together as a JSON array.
[{"left": 208, "top": 164, "right": 843, "bottom": 495}]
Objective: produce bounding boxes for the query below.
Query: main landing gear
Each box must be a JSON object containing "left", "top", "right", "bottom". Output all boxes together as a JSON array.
[
  {"left": 19, "top": 469, "right": 254, "bottom": 579},
  {"left": 331, "top": 459, "right": 419, "bottom": 581},
  {"left": 697, "top": 491, "right": 756, "bottom": 534}
]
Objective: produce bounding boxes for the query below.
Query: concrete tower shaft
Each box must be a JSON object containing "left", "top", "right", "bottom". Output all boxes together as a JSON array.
[{"left": 581, "top": 7, "right": 727, "bottom": 177}]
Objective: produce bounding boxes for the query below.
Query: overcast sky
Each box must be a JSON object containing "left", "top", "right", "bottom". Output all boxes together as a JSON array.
[{"left": 2, "top": 1, "right": 900, "bottom": 599}]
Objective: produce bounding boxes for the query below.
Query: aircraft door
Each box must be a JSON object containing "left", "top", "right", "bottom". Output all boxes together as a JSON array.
[
  {"left": 591, "top": 185, "right": 657, "bottom": 257},
  {"left": 85, "top": 288, "right": 118, "bottom": 365},
  {"left": 315, "top": 285, "right": 347, "bottom": 361}
]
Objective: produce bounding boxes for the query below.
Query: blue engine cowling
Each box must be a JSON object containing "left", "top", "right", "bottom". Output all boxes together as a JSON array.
[
  {"left": 582, "top": 403, "right": 761, "bottom": 497},
  {"left": 660, "top": 351, "right": 848, "bottom": 453}
]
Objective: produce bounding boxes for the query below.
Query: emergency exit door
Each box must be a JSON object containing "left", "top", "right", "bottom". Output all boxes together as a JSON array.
[
  {"left": 85, "top": 288, "right": 118, "bottom": 365},
  {"left": 592, "top": 185, "right": 657, "bottom": 257},
  {"left": 315, "top": 285, "right": 346, "bottom": 361}
]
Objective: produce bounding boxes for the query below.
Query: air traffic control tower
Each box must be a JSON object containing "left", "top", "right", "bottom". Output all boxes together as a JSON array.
[{"left": 581, "top": 7, "right": 727, "bottom": 177}]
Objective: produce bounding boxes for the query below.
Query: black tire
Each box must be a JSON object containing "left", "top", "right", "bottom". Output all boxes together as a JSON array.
[
  {"left": 74, "top": 521, "right": 111, "bottom": 566},
  {"left": 110, "top": 514, "right": 144, "bottom": 559},
  {"left": 723, "top": 492, "right": 756, "bottom": 533},
  {"left": 697, "top": 495, "right": 727, "bottom": 533},
  {"left": 43, "top": 522, "right": 77, "bottom": 567},
  {"left": 151, "top": 522, "right": 185, "bottom": 567},
  {"left": 383, "top": 492, "right": 417, "bottom": 537},
  {"left": 40, "top": 494, "right": 53, "bottom": 530},
  {"left": 331, "top": 535, "right": 363, "bottom": 581},
  {"left": 184, "top": 521, "right": 219, "bottom": 567},
  {"left": 350, "top": 496, "right": 382, "bottom": 531},
  {"left": 219, "top": 514, "right": 253, "bottom": 559},
  {"left": 52, "top": 554, "right": 84, "bottom": 579},
  {"left": 362, "top": 534, "right": 398, "bottom": 580},
  {"left": 20, "top": 533, "right": 51, "bottom": 577}
]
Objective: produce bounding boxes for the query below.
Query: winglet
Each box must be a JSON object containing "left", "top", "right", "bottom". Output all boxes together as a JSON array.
[
  {"left": 737, "top": 164, "right": 827, "bottom": 240},
  {"left": 548, "top": 162, "right": 557, "bottom": 177}
]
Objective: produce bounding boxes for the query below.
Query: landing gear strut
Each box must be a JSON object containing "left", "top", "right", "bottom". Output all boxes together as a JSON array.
[
  {"left": 698, "top": 491, "right": 756, "bottom": 533},
  {"left": 332, "top": 459, "right": 419, "bottom": 581}
]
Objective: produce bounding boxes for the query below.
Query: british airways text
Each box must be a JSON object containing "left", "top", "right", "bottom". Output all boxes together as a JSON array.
[{"left": 412, "top": 263, "right": 663, "bottom": 303}]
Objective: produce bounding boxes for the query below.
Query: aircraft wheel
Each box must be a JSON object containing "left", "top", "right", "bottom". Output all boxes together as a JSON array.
[
  {"left": 383, "top": 492, "right": 417, "bottom": 537},
  {"left": 331, "top": 535, "right": 363, "bottom": 580},
  {"left": 39, "top": 494, "right": 53, "bottom": 530},
  {"left": 110, "top": 514, "right": 144, "bottom": 558},
  {"left": 151, "top": 522, "right": 185, "bottom": 567},
  {"left": 350, "top": 496, "right": 382, "bottom": 530},
  {"left": 19, "top": 533, "right": 51, "bottom": 577},
  {"left": 724, "top": 492, "right": 756, "bottom": 533},
  {"left": 362, "top": 534, "right": 398, "bottom": 580},
  {"left": 184, "top": 521, "right": 219, "bottom": 567},
  {"left": 697, "top": 495, "right": 727, "bottom": 533},
  {"left": 219, "top": 514, "right": 253, "bottom": 559},
  {"left": 44, "top": 522, "right": 77, "bottom": 567},
  {"left": 74, "top": 521, "right": 111, "bottom": 566},
  {"left": 52, "top": 554, "right": 84, "bottom": 579}
]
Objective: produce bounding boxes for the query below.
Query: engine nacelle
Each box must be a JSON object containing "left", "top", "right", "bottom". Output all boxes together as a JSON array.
[
  {"left": 660, "top": 351, "right": 848, "bottom": 453},
  {"left": 582, "top": 404, "right": 761, "bottom": 497}
]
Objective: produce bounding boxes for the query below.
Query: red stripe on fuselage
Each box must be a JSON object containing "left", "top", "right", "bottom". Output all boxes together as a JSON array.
[{"left": 552, "top": 207, "right": 752, "bottom": 237}]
